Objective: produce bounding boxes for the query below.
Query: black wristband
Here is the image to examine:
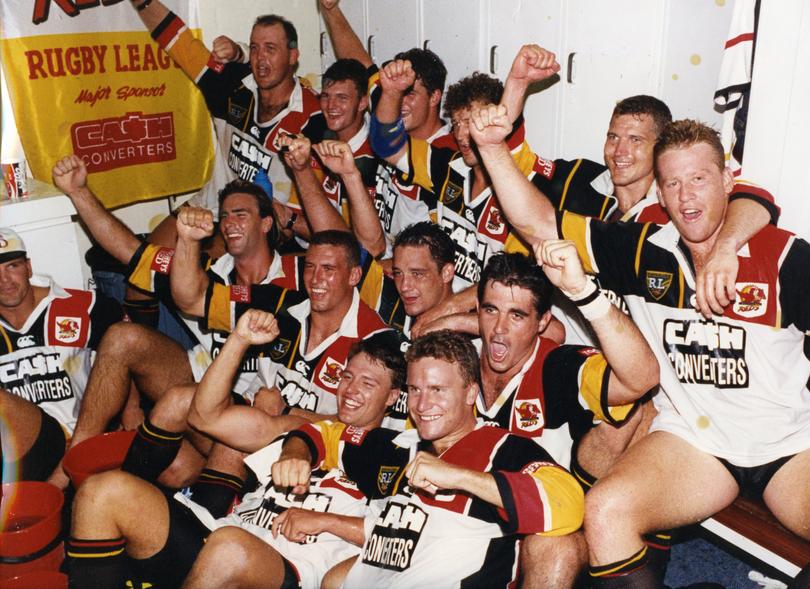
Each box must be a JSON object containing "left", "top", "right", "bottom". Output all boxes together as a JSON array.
[{"left": 136, "top": 0, "right": 153, "bottom": 11}]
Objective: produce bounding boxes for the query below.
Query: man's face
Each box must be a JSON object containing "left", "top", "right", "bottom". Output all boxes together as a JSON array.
[
  {"left": 479, "top": 280, "right": 546, "bottom": 375},
  {"left": 336, "top": 352, "right": 399, "bottom": 429},
  {"left": 451, "top": 100, "right": 486, "bottom": 167},
  {"left": 0, "top": 256, "right": 33, "bottom": 309},
  {"left": 603, "top": 113, "right": 658, "bottom": 194},
  {"left": 407, "top": 356, "right": 476, "bottom": 443},
  {"left": 401, "top": 79, "right": 437, "bottom": 134},
  {"left": 320, "top": 79, "right": 368, "bottom": 135},
  {"left": 219, "top": 193, "right": 272, "bottom": 258},
  {"left": 249, "top": 23, "right": 298, "bottom": 91},
  {"left": 303, "top": 244, "right": 360, "bottom": 313},
  {"left": 392, "top": 245, "right": 452, "bottom": 318},
  {"left": 656, "top": 143, "right": 732, "bottom": 248}
]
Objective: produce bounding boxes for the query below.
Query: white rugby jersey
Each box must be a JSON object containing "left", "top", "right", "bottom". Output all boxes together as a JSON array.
[{"left": 560, "top": 213, "right": 810, "bottom": 466}]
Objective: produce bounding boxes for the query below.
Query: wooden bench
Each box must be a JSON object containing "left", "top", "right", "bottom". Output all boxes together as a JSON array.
[{"left": 700, "top": 497, "right": 810, "bottom": 579}]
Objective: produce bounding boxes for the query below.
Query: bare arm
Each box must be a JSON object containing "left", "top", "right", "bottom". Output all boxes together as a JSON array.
[
  {"left": 319, "top": 0, "right": 372, "bottom": 67},
  {"left": 501, "top": 44, "right": 560, "bottom": 124},
  {"left": 407, "top": 452, "right": 503, "bottom": 507},
  {"left": 128, "top": 0, "right": 170, "bottom": 32},
  {"left": 471, "top": 104, "right": 559, "bottom": 246},
  {"left": 695, "top": 197, "right": 771, "bottom": 318},
  {"left": 187, "top": 310, "right": 305, "bottom": 452},
  {"left": 410, "top": 286, "right": 478, "bottom": 339},
  {"left": 315, "top": 140, "right": 386, "bottom": 258},
  {"left": 281, "top": 135, "right": 349, "bottom": 236},
  {"left": 169, "top": 207, "right": 215, "bottom": 317},
  {"left": 272, "top": 508, "right": 366, "bottom": 546},
  {"left": 536, "top": 240, "right": 659, "bottom": 405},
  {"left": 52, "top": 155, "right": 141, "bottom": 264}
]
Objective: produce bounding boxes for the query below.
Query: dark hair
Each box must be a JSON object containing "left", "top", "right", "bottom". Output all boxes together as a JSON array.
[
  {"left": 323, "top": 58, "right": 369, "bottom": 98},
  {"left": 477, "top": 252, "right": 552, "bottom": 316},
  {"left": 348, "top": 332, "right": 406, "bottom": 390},
  {"left": 612, "top": 95, "right": 672, "bottom": 137},
  {"left": 253, "top": 14, "right": 298, "bottom": 49},
  {"left": 406, "top": 329, "right": 479, "bottom": 387},
  {"left": 309, "top": 230, "right": 361, "bottom": 267},
  {"left": 443, "top": 72, "right": 503, "bottom": 119},
  {"left": 217, "top": 179, "right": 280, "bottom": 250},
  {"left": 654, "top": 119, "right": 725, "bottom": 175},
  {"left": 393, "top": 222, "right": 455, "bottom": 270},
  {"left": 394, "top": 48, "right": 447, "bottom": 96}
]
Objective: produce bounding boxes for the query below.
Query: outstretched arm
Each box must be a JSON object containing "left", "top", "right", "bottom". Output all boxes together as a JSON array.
[
  {"left": 319, "top": 0, "right": 372, "bottom": 67},
  {"left": 470, "top": 104, "right": 559, "bottom": 246},
  {"left": 170, "top": 207, "right": 215, "bottom": 317},
  {"left": 52, "top": 156, "right": 142, "bottom": 265},
  {"left": 501, "top": 44, "right": 560, "bottom": 123},
  {"left": 188, "top": 309, "right": 305, "bottom": 452},
  {"left": 315, "top": 140, "right": 386, "bottom": 257},
  {"left": 369, "top": 59, "right": 415, "bottom": 166},
  {"left": 535, "top": 240, "right": 659, "bottom": 404}
]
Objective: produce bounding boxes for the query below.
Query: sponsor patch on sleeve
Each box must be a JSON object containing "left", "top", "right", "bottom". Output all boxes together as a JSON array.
[
  {"left": 230, "top": 284, "right": 250, "bottom": 303},
  {"left": 341, "top": 425, "right": 368, "bottom": 446},
  {"left": 150, "top": 247, "right": 175, "bottom": 275}
]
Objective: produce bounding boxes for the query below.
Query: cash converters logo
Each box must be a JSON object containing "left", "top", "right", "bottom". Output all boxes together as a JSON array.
[{"left": 70, "top": 111, "right": 176, "bottom": 173}]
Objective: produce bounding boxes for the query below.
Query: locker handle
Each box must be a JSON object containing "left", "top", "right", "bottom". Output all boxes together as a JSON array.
[
  {"left": 566, "top": 52, "right": 576, "bottom": 84},
  {"left": 489, "top": 45, "right": 498, "bottom": 74},
  {"left": 320, "top": 32, "right": 326, "bottom": 56},
  {"left": 367, "top": 35, "right": 375, "bottom": 59}
]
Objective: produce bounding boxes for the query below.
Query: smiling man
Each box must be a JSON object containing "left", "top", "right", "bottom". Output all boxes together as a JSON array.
[
  {"left": 67, "top": 313, "right": 405, "bottom": 589},
  {"left": 272, "top": 329, "right": 585, "bottom": 588}
]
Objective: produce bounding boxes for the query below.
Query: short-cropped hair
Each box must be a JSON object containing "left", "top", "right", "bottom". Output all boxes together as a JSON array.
[
  {"left": 394, "top": 222, "right": 455, "bottom": 270},
  {"left": 443, "top": 72, "right": 503, "bottom": 119},
  {"left": 309, "top": 230, "right": 361, "bottom": 267},
  {"left": 253, "top": 15, "right": 298, "bottom": 49},
  {"left": 393, "top": 48, "right": 447, "bottom": 96},
  {"left": 612, "top": 95, "right": 672, "bottom": 137},
  {"left": 348, "top": 332, "right": 406, "bottom": 390},
  {"left": 323, "top": 58, "right": 369, "bottom": 97},
  {"left": 478, "top": 252, "right": 552, "bottom": 317},
  {"left": 654, "top": 119, "right": 725, "bottom": 176},
  {"left": 406, "top": 330, "right": 479, "bottom": 387}
]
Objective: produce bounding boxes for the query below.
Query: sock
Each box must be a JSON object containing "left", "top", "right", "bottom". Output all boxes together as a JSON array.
[
  {"left": 642, "top": 531, "right": 672, "bottom": 581},
  {"left": 589, "top": 546, "right": 663, "bottom": 588},
  {"left": 121, "top": 418, "right": 183, "bottom": 483},
  {"left": 570, "top": 449, "right": 598, "bottom": 492},
  {"left": 188, "top": 468, "right": 245, "bottom": 518},
  {"left": 67, "top": 537, "right": 128, "bottom": 589},
  {"left": 123, "top": 298, "right": 160, "bottom": 329}
]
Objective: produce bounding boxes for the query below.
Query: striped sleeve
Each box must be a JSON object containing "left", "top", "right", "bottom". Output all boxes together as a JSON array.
[
  {"left": 126, "top": 242, "right": 175, "bottom": 297},
  {"left": 285, "top": 420, "right": 348, "bottom": 469},
  {"left": 492, "top": 437, "right": 584, "bottom": 536},
  {"left": 577, "top": 351, "right": 636, "bottom": 425}
]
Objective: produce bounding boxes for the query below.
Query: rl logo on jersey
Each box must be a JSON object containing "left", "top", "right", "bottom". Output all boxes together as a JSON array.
[
  {"left": 514, "top": 399, "right": 544, "bottom": 432},
  {"left": 55, "top": 316, "right": 82, "bottom": 343},
  {"left": 646, "top": 271, "right": 673, "bottom": 301},
  {"left": 733, "top": 283, "right": 768, "bottom": 318}
]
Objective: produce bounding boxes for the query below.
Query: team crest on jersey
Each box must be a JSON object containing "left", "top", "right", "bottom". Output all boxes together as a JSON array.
[
  {"left": 318, "top": 357, "right": 344, "bottom": 388},
  {"left": 484, "top": 206, "right": 506, "bottom": 235},
  {"left": 733, "top": 283, "right": 768, "bottom": 318},
  {"left": 269, "top": 338, "right": 291, "bottom": 361},
  {"left": 646, "top": 271, "right": 673, "bottom": 300},
  {"left": 514, "top": 399, "right": 544, "bottom": 432},
  {"left": 55, "top": 316, "right": 82, "bottom": 343},
  {"left": 377, "top": 465, "right": 400, "bottom": 495},
  {"left": 323, "top": 175, "right": 339, "bottom": 194},
  {"left": 443, "top": 181, "right": 462, "bottom": 204},
  {"left": 228, "top": 103, "right": 248, "bottom": 123}
]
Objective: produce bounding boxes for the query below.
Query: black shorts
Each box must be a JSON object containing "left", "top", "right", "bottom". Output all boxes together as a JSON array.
[
  {"left": 718, "top": 454, "right": 794, "bottom": 500},
  {"left": 132, "top": 494, "right": 300, "bottom": 589},
  {"left": 1, "top": 408, "right": 66, "bottom": 482}
]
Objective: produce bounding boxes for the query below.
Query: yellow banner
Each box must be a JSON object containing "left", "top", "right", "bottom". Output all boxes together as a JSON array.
[{"left": 0, "top": 4, "right": 213, "bottom": 208}]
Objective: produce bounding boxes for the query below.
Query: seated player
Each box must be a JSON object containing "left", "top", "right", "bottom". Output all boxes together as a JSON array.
[
  {"left": 67, "top": 310, "right": 405, "bottom": 589},
  {"left": 269, "top": 330, "right": 585, "bottom": 589},
  {"left": 0, "top": 228, "right": 123, "bottom": 482}
]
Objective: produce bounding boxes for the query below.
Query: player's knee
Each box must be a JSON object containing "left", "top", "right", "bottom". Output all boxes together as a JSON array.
[
  {"left": 198, "top": 527, "right": 253, "bottom": 574},
  {"left": 151, "top": 384, "right": 196, "bottom": 428},
  {"left": 157, "top": 446, "right": 205, "bottom": 489},
  {"left": 74, "top": 470, "right": 133, "bottom": 516},
  {"left": 584, "top": 478, "right": 634, "bottom": 541},
  {"left": 520, "top": 532, "right": 587, "bottom": 583},
  {"left": 97, "top": 322, "right": 150, "bottom": 359}
]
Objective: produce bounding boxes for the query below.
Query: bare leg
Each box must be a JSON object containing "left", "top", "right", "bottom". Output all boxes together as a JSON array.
[
  {"left": 71, "top": 322, "right": 194, "bottom": 449},
  {"left": 182, "top": 526, "right": 289, "bottom": 589},
  {"left": 321, "top": 556, "right": 357, "bottom": 589},
  {"left": 0, "top": 388, "right": 42, "bottom": 464},
  {"left": 763, "top": 448, "right": 810, "bottom": 540},
  {"left": 520, "top": 532, "right": 587, "bottom": 589},
  {"left": 585, "top": 431, "right": 739, "bottom": 566}
]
